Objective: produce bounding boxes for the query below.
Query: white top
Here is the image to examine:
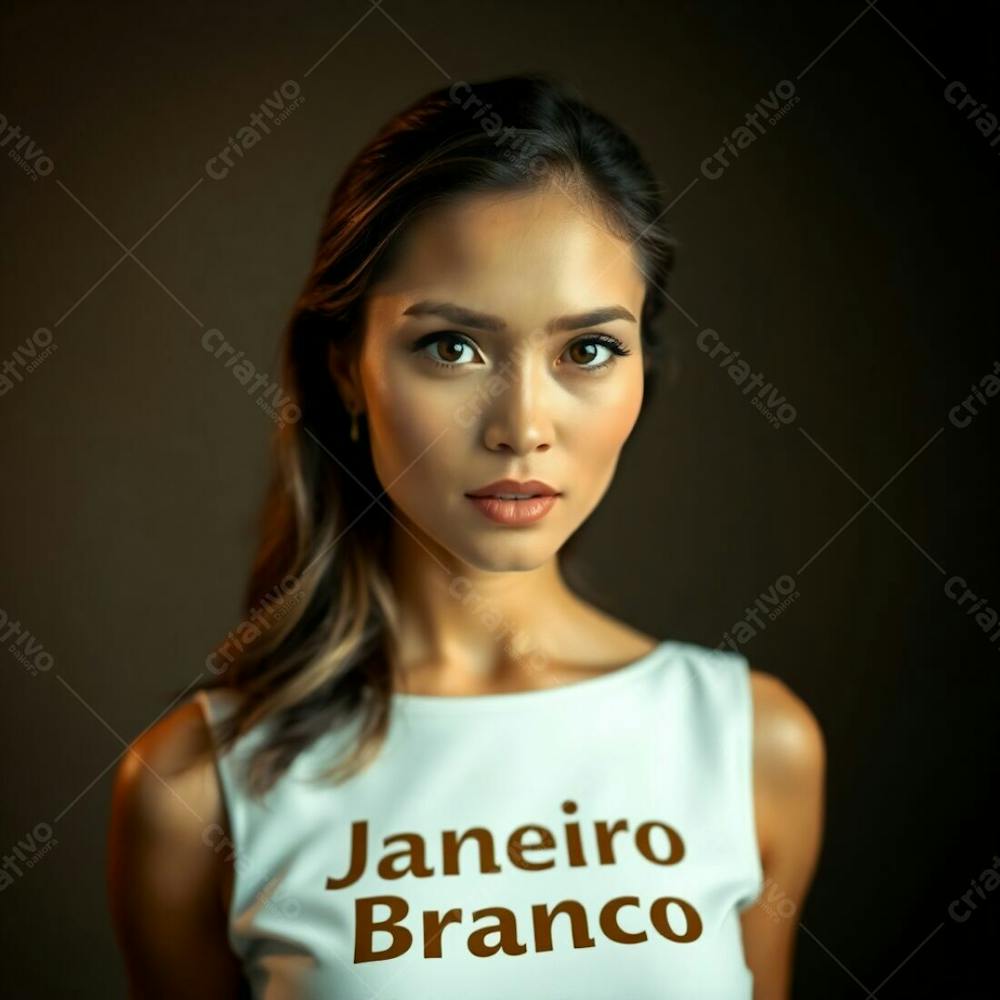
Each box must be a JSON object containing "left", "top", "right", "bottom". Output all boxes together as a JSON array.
[{"left": 194, "top": 638, "right": 763, "bottom": 999}]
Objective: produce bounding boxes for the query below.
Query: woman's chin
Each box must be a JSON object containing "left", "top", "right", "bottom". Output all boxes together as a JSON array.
[{"left": 449, "top": 534, "right": 563, "bottom": 574}]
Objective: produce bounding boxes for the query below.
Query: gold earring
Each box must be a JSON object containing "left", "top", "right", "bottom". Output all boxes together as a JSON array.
[{"left": 349, "top": 409, "right": 359, "bottom": 442}]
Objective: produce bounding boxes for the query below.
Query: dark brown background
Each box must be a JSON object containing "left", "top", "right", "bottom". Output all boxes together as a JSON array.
[{"left": 1, "top": 1, "right": 997, "bottom": 996}]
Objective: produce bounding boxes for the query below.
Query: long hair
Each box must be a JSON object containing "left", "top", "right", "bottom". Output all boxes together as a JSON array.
[{"left": 189, "top": 73, "right": 678, "bottom": 797}]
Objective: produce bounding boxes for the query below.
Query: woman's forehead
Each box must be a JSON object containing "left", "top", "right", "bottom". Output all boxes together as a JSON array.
[{"left": 368, "top": 188, "right": 645, "bottom": 327}]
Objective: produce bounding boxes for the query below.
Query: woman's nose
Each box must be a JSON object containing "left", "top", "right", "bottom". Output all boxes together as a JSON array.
[{"left": 480, "top": 360, "right": 555, "bottom": 454}]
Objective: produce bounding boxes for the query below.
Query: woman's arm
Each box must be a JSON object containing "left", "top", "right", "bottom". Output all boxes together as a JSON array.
[
  {"left": 741, "top": 670, "right": 827, "bottom": 1000},
  {"left": 107, "top": 698, "right": 247, "bottom": 998}
]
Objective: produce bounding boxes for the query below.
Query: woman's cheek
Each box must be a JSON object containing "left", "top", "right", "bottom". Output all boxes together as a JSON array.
[
  {"left": 372, "top": 387, "right": 459, "bottom": 483},
  {"left": 566, "top": 396, "right": 640, "bottom": 501},
  {"left": 576, "top": 378, "right": 642, "bottom": 449}
]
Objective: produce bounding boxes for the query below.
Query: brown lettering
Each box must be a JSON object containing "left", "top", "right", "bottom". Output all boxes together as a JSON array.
[
  {"left": 531, "top": 899, "right": 596, "bottom": 952},
  {"left": 355, "top": 895, "right": 411, "bottom": 962},
  {"left": 649, "top": 895, "right": 703, "bottom": 943}
]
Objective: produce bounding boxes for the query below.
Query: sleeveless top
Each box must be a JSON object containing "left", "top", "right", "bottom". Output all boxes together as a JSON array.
[{"left": 193, "top": 639, "right": 763, "bottom": 999}]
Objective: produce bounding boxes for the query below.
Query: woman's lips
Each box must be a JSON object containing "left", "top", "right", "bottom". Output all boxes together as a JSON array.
[{"left": 464, "top": 494, "right": 560, "bottom": 526}]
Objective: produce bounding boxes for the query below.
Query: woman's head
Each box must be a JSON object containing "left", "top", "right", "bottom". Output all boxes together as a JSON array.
[
  {"left": 195, "top": 74, "right": 677, "bottom": 793},
  {"left": 336, "top": 182, "right": 648, "bottom": 574}
]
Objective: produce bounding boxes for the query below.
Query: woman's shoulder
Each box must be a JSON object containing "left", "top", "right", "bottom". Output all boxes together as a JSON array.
[
  {"left": 745, "top": 666, "right": 826, "bottom": 873},
  {"left": 108, "top": 688, "right": 242, "bottom": 887},
  {"left": 747, "top": 668, "right": 825, "bottom": 781},
  {"left": 108, "top": 692, "right": 244, "bottom": 990},
  {"left": 110, "top": 692, "right": 228, "bottom": 844}
]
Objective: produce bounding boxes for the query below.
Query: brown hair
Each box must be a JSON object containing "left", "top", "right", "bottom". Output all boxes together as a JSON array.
[{"left": 188, "top": 72, "right": 678, "bottom": 797}]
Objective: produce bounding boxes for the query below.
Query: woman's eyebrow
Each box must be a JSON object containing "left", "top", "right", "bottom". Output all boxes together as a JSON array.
[{"left": 400, "top": 300, "right": 636, "bottom": 333}]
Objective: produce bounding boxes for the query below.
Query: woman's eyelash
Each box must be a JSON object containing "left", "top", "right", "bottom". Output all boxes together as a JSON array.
[
  {"left": 411, "top": 331, "right": 632, "bottom": 371},
  {"left": 571, "top": 334, "right": 633, "bottom": 367}
]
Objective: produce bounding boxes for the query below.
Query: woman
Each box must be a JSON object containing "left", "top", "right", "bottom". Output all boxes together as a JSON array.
[{"left": 108, "top": 73, "right": 825, "bottom": 999}]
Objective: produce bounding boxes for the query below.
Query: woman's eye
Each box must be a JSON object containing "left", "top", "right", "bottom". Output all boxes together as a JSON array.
[
  {"left": 415, "top": 332, "right": 481, "bottom": 369},
  {"left": 563, "top": 335, "right": 632, "bottom": 371}
]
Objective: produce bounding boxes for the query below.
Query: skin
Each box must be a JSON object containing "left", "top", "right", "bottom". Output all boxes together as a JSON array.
[{"left": 108, "top": 182, "right": 825, "bottom": 998}]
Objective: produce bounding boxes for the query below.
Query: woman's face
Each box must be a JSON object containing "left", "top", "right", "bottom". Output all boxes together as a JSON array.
[{"left": 337, "top": 183, "right": 648, "bottom": 571}]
